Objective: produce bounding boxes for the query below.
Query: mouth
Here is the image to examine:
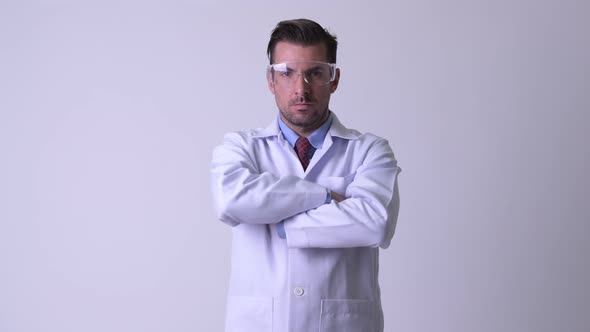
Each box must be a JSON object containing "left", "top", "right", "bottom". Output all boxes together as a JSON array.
[
  {"left": 291, "top": 99, "right": 314, "bottom": 106},
  {"left": 291, "top": 103, "right": 313, "bottom": 111}
]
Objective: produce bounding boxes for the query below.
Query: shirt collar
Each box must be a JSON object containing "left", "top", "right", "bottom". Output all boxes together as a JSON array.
[
  {"left": 253, "top": 111, "right": 359, "bottom": 140},
  {"left": 277, "top": 112, "right": 333, "bottom": 149}
]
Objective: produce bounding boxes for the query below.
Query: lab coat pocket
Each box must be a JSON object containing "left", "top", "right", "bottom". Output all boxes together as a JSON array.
[
  {"left": 322, "top": 173, "right": 356, "bottom": 196},
  {"left": 225, "top": 296, "right": 273, "bottom": 332},
  {"left": 319, "top": 299, "right": 376, "bottom": 332}
]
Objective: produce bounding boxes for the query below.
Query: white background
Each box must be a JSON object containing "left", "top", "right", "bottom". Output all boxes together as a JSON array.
[{"left": 1, "top": 0, "right": 588, "bottom": 331}]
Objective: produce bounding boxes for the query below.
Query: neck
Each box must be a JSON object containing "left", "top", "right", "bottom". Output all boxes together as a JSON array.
[{"left": 284, "top": 111, "right": 330, "bottom": 138}]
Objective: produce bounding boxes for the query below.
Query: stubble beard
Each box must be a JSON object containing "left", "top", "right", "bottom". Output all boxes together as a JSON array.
[
  {"left": 280, "top": 106, "right": 328, "bottom": 132},
  {"left": 280, "top": 95, "right": 329, "bottom": 132}
]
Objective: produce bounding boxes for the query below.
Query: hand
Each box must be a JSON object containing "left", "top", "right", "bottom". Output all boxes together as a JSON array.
[{"left": 330, "top": 191, "right": 346, "bottom": 202}]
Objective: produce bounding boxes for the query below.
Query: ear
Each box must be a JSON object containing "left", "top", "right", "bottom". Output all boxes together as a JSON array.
[
  {"left": 330, "top": 68, "right": 340, "bottom": 94},
  {"left": 267, "top": 71, "right": 276, "bottom": 95}
]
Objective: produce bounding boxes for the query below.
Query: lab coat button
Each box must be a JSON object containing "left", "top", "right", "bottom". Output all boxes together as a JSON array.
[{"left": 293, "top": 287, "right": 305, "bottom": 296}]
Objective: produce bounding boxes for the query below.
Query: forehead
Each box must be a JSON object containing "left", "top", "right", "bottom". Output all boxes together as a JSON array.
[{"left": 273, "top": 41, "right": 328, "bottom": 64}]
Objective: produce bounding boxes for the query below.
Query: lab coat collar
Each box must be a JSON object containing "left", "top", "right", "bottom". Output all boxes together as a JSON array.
[{"left": 252, "top": 112, "right": 360, "bottom": 140}]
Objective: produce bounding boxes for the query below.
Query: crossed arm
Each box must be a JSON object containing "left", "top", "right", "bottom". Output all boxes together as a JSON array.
[{"left": 210, "top": 132, "right": 400, "bottom": 249}]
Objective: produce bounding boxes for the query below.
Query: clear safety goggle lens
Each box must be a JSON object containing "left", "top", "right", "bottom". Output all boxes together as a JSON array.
[{"left": 267, "top": 61, "right": 337, "bottom": 86}]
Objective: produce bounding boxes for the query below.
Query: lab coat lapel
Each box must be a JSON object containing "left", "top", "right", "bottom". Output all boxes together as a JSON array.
[
  {"left": 257, "top": 113, "right": 359, "bottom": 177},
  {"left": 305, "top": 113, "right": 359, "bottom": 174},
  {"left": 305, "top": 134, "right": 333, "bottom": 174},
  {"left": 279, "top": 130, "right": 307, "bottom": 177}
]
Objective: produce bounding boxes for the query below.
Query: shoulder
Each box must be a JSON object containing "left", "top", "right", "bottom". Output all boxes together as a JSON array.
[
  {"left": 217, "top": 127, "right": 277, "bottom": 151},
  {"left": 346, "top": 132, "right": 393, "bottom": 158},
  {"left": 220, "top": 119, "right": 279, "bottom": 143},
  {"left": 334, "top": 124, "right": 390, "bottom": 148},
  {"left": 354, "top": 131, "right": 386, "bottom": 143},
  {"left": 329, "top": 113, "right": 389, "bottom": 146}
]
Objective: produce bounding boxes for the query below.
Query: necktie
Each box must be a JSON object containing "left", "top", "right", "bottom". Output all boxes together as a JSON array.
[{"left": 295, "top": 137, "right": 312, "bottom": 170}]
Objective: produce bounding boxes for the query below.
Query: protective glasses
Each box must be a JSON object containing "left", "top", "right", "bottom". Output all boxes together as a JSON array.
[{"left": 267, "top": 61, "right": 337, "bottom": 86}]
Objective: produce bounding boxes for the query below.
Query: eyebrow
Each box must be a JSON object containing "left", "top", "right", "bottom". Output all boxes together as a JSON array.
[{"left": 282, "top": 64, "right": 326, "bottom": 72}]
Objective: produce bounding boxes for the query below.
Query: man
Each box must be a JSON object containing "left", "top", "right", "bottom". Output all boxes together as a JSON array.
[{"left": 210, "top": 18, "right": 401, "bottom": 332}]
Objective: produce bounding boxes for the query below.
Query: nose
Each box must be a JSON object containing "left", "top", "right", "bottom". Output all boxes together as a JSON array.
[{"left": 293, "top": 72, "right": 310, "bottom": 95}]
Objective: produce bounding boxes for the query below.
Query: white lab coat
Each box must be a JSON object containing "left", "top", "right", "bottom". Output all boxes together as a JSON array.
[{"left": 210, "top": 113, "right": 401, "bottom": 332}]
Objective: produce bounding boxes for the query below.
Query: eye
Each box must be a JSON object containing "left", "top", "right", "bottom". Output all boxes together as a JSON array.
[
  {"left": 278, "top": 70, "right": 292, "bottom": 78},
  {"left": 309, "top": 69, "right": 323, "bottom": 77}
]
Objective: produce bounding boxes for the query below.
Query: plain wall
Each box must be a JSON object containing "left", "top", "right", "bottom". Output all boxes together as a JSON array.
[{"left": 1, "top": 1, "right": 588, "bottom": 331}]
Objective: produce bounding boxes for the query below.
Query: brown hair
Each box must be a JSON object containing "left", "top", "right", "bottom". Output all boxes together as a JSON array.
[{"left": 267, "top": 18, "right": 338, "bottom": 64}]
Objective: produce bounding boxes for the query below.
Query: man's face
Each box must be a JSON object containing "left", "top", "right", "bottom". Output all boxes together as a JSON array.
[{"left": 268, "top": 42, "right": 340, "bottom": 136}]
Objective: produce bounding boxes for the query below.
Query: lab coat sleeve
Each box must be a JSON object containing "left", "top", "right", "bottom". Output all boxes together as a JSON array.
[
  {"left": 283, "top": 138, "right": 401, "bottom": 249},
  {"left": 210, "top": 132, "right": 329, "bottom": 226}
]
